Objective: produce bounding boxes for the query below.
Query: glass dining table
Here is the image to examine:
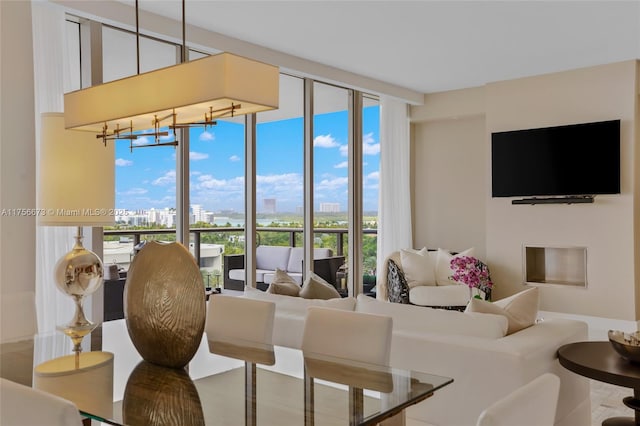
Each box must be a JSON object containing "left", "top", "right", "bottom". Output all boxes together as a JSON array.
[{"left": 23, "top": 319, "right": 453, "bottom": 426}]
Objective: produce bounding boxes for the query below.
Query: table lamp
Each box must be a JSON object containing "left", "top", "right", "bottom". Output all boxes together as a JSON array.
[
  {"left": 38, "top": 112, "right": 115, "bottom": 358},
  {"left": 34, "top": 351, "right": 114, "bottom": 420}
]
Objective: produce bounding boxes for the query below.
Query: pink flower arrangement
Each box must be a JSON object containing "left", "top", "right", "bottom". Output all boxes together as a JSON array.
[{"left": 450, "top": 256, "right": 493, "bottom": 292}]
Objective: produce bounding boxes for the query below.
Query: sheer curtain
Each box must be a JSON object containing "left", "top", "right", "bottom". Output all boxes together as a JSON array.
[
  {"left": 376, "top": 96, "right": 412, "bottom": 301},
  {"left": 32, "top": 1, "right": 80, "bottom": 357}
]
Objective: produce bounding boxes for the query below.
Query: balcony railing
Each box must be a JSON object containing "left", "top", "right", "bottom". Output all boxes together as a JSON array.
[{"left": 103, "top": 227, "right": 377, "bottom": 267}]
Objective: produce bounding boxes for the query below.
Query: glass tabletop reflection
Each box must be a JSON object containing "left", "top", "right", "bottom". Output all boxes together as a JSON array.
[{"left": 34, "top": 320, "right": 453, "bottom": 426}]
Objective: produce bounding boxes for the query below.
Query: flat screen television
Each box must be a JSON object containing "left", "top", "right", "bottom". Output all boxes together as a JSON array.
[{"left": 491, "top": 120, "right": 620, "bottom": 198}]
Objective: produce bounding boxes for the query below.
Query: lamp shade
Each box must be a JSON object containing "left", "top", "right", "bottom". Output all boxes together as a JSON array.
[
  {"left": 64, "top": 52, "right": 279, "bottom": 132},
  {"left": 38, "top": 112, "right": 115, "bottom": 226},
  {"left": 34, "top": 351, "right": 114, "bottom": 420}
]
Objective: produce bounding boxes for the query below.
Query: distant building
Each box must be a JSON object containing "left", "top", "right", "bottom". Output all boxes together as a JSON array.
[
  {"left": 319, "top": 202, "right": 340, "bottom": 213},
  {"left": 148, "top": 208, "right": 158, "bottom": 224},
  {"left": 191, "top": 204, "right": 204, "bottom": 223},
  {"left": 263, "top": 198, "right": 276, "bottom": 214}
]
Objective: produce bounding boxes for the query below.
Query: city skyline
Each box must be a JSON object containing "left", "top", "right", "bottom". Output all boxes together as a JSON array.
[{"left": 114, "top": 107, "right": 380, "bottom": 213}]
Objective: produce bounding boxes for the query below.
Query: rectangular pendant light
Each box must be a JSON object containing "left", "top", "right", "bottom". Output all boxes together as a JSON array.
[{"left": 64, "top": 52, "right": 279, "bottom": 133}]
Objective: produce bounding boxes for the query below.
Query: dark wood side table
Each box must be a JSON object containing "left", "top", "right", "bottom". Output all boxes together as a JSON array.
[{"left": 558, "top": 341, "right": 640, "bottom": 426}]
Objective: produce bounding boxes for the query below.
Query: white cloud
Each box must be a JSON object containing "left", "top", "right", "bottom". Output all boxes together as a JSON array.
[
  {"left": 334, "top": 161, "right": 348, "bottom": 169},
  {"left": 256, "top": 173, "right": 304, "bottom": 198},
  {"left": 190, "top": 151, "right": 209, "bottom": 160},
  {"left": 363, "top": 132, "right": 375, "bottom": 145},
  {"left": 115, "top": 158, "right": 133, "bottom": 167},
  {"left": 314, "top": 134, "right": 339, "bottom": 148},
  {"left": 199, "top": 131, "right": 215, "bottom": 141},
  {"left": 132, "top": 135, "right": 151, "bottom": 146},
  {"left": 152, "top": 170, "right": 176, "bottom": 186},
  {"left": 229, "top": 155, "right": 241, "bottom": 162},
  {"left": 363, "top": 132, "right": 380, "bottom": 155},
  {"left": 338, "top": 134, "right": 380, "bottom": 157},
  {"left": 316, "top": 177, "right": 348, "bottom": 191},
  {"left": 197, "top": 174, "right": 227, "bottom": 189},
  {"left": 120, "top": 187, "right": 147, "bottom": 195},
  {"left": 367, "top": 171, "right": 379, "bottom": 181},
  {"left": 190, "top": 171, "right": 202, "bottom": 176}
]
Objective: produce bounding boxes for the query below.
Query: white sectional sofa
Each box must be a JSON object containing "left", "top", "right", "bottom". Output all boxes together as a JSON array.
[{"left": 241, "top": 288, "right": 591, "bottom": 426}]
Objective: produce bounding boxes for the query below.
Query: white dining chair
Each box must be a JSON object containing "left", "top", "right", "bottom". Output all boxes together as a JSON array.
[
  {"left": 205, "top": 295, "right": 276, "bottom": 344},
  {"left": 476, "top": 373, "right": 560, "bottom": 426},
  {"left": 302, "top": 307, "right": 395, "bottom": 425},
  {"left": 0, "top": 378, "right": 84, "bottom": 426},
  {"left": 302, "top": 306, "right": 393, "bottom": 365}
]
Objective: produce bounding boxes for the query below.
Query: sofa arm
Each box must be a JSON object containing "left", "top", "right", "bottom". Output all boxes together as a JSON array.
[
  {"left": 223, "top": 254, "right": 245, "bottom": 291},
  {"left": 390, "top": 319, "right": 590, "bottom": 426},
  {"left": 312, "top": 256, "right": 345, "bottom": 287}
]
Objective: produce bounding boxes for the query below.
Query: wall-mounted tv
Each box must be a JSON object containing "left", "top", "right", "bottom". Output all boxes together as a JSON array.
[{"left": 491, "top": 120, "right": 620, "bottom": 199}]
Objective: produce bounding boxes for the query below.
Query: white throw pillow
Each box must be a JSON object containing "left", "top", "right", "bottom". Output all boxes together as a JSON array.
[
  {"left": 465, "top": 287, "right": 539, "bottom": 335},
  {"left": 435, "top": 248, "right": 476, "bottom": 286},
  {"left": 400, "top": 248, "right": 437, "bottom": 288},
  {"left": 266, "top": 268, "right": 300, "bottom": 296},
  {"left": 299, "top": 272, "right": 341, "bottom": 300},
  {"left": 356, "top": 294, "right": 507, "bottom": 339}
]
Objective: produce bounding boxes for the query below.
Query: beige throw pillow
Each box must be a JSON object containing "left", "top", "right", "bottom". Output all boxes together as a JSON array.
[
  {"left": 266, "top": 268, "right": 300, "bottom": 296},
  {"left": 400, "top": 248, "right": 437, "bottom": 288},
  {"left": 435, "top": 247, "right": 476, "bottom": 286},
  {"left": 465, "top": 287, "right": 539, "bottom": 334},
  {"left": 299, "top": 272, "right": 341, "bottom": 300}
]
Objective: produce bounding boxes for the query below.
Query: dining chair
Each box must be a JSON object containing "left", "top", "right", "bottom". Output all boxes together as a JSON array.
[
  {"left": 302, "top": 306, "right": 394, "bottom": 366},
  {"left": 302, "top": 307, "right": 394, "bottom": 425},
  {"left": 205, "top": 295, "right": 276, "bottom": 344},
  {"left": 476, "top": 373, "right": 560, "bottom": 426},
  {"left": 205, "top": 295, "right": 276, "bottom": 425},
  {"left": 0, "top": 378, "right": 84, "bottom": 426}
]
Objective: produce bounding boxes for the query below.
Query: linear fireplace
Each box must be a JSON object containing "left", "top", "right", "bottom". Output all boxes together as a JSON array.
[{"left": 523, "top": 245, "right": 587, "bottom": 287}]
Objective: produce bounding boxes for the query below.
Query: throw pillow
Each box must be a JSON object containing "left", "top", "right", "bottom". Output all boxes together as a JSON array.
[
  {"left": 465, "top": 287, "right": 539, "bottom": 334},
  {"left": 387, "top": 259, "right": 410, "bottom": 304},
  {"left": 400, "top": 248, "right": 437, "bottom": 288},
  {"left": 299, "top": 272, "right": 341, "bottom": 300},
  {"left": 435, "top": 247, "right": 476, "bottom": 286},
  {"left": 266, "top": 268, "right": 300, "bottom": 297}
]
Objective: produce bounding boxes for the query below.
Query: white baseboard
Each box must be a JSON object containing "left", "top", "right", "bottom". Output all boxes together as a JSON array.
[{"left": 539, "top": 310, "right": 640, "bottom": 341}]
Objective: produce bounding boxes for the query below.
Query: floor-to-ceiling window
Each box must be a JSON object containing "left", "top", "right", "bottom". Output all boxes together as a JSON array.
[
  {"left": 69, "top": 15, "right": 379, "bottom": 295},
  {"left": 100, "top": 25, "right": 180, "bottom": 265},
  {"left": 256, "top": 74, "right": 305, "bottom": 247},
  {"left": 312, "top": 82, "right": 350, "bottom": 288},
  {"left": 362, "top": 96, "right": 380, "bottom": 291}
]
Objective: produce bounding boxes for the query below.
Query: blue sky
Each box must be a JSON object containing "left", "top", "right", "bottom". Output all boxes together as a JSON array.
[{"left": 114, "top": 106, "right": 380, "bottom": 213}]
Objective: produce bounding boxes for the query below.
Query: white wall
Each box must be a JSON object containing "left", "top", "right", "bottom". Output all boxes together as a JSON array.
[
  {"left": 0, "top": 1, "right": 36, "bottom": 296},
  {"left": 411, "top": 116, "right": 487, "bottom": 260},
  {"left": 411, "top": 61, "right": 639, "bottom": 320}
]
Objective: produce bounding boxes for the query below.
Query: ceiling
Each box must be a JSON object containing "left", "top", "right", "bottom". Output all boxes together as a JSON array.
[{"left": 123, "top": 1, "right": 640, "bottom": 94}]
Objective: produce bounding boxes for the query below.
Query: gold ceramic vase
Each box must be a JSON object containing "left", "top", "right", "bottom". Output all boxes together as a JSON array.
[{"left": 124, "top": 241, "right": 205, "bottom": 368}]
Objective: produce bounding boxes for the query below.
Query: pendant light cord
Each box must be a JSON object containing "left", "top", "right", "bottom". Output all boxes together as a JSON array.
[
  {"left": 135, "top": 0, "right": 140, "bottom": 74},
  {"left": 182, "top": 0, "right": 187, "bottom": 63}
]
